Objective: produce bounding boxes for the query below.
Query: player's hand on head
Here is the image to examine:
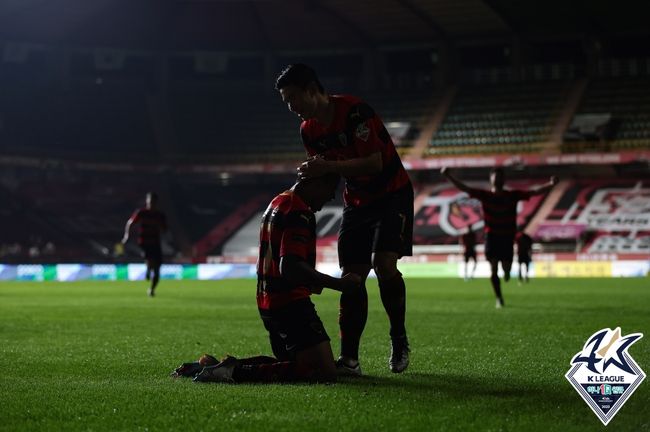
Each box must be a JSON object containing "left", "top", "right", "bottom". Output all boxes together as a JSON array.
[
  {"left": 340, "top": 273, "right": 362, "bottom": 291},
  {"left": 550, "top": 176, "right": 559, "bottom": 186}
]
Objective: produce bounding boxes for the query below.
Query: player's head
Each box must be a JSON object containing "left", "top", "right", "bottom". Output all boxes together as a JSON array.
[
  {"left": 490, "top": 168, "right": 505, "bottom": 190},
  {"left": 293, "top": 173, "right": 340, "bottom": 212},
  {"left": 275, "top": 64, "right": 325, "bottom": 121},
  {"left": 146, "top": 192, "right": 158, "bottom": 209}
]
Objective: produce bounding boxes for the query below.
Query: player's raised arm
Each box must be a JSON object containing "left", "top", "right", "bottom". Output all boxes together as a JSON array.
[
  {"left": 527, "top": 176, "right": 559, "bottom": 196},
  {"left": 279, "top": 255, "right": 361, "bottom": 293},
  {"left": 121, "top": 218, "right": 133, "bottom": 244},
  {"left": 441, "top": 167, "right": 473, "bottom": 194}
]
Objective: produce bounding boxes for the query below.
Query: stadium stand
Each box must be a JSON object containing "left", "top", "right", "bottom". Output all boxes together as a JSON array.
[
  {"left": 427, "top": 80, "right": 568, "bottom": 156},
  {"left": 168, "top": 84, "right": 438, "bottom": 163},
  {"left": 0, "top": 30, "right": 648, "bottom": 266},
  {"left": 167, "top": 175, "right": 279, "bottom": 257},
  {"left": 0, "top": 166, "right": 173, "bottom": 262},
  {"left": 363, "top": 90, "right": 439, "bottom": 150},
  {"left": 0, "top": 71, "right": 156, "bottom": 161},
  {"left": 168, "top": 83, "right": 304, "bottom": 164},
  {"left": 563, "top": 76, "right": 650, "bottom": 153}
]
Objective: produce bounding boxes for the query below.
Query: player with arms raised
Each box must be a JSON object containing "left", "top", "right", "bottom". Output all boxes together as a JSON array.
[{"left": 442, "top": 167, "right": 557, "bottom": 307}]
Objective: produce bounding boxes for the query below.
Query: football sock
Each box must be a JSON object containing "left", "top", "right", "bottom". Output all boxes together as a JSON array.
[
  {"left": 378, "top": 272, "right": 407, "bottom": 339},
  {"left": 151, "top": 269, "right": 160, "bottom": 291},
  {"left": 339, "top": 283, "right": 368, "bottom": 360},
  {"left": 490, "top": 273, "right": 503, "bottom": 303}
]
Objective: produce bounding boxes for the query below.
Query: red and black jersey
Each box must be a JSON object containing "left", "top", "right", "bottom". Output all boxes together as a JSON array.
[
  {"left": 256, "top": 191, "right": 316, "bottom": 310},
  {"left": 461, "top": 231, "right": 476, "bottom": 252},
  {"left": 129, "top": 208, "right": 166, "bottom": 246},
  {"left": 468, "top": 189, "right": 533, "bottom": 236},
  {"left": 300, "top": 94, "right": 411, "bottom": 208}
]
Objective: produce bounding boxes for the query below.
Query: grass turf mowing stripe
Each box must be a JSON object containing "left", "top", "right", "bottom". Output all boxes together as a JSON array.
[{"left": 0, "top": 278, "right": 648, "bottom": 431}]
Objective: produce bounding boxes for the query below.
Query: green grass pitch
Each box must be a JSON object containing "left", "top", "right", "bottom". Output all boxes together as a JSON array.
[{"left": 1, "top": 278, "right": 649, "bottom": 431}]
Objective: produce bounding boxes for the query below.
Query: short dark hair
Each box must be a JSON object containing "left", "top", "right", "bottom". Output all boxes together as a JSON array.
[{"left": 275, "top": 64, "right": 324, "bottom": 93}]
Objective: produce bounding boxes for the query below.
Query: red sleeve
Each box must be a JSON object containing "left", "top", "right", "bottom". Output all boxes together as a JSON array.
[
  {"left": 279, "top": 210, "right": 314, "bottom": 260},
  {"left": 129, "top": 209, "right": 141, "bottom": 224},
  {"left": 352, "top": 115, "right": 384, "bottom": 158}
]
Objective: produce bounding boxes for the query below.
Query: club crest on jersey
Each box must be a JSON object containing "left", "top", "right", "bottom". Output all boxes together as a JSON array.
[
  {"left": 565, "top": 327, "right": 645, "bottom": 425},
  {"left": 355, "top": 123, "right": 370, "bottom": 142}
]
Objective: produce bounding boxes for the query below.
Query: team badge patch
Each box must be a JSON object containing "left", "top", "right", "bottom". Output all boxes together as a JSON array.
[
  {"left": 565, "top": 327, "right": 645, "bottom": 425},
  {"left": 355, "top": 123, "right": 370, "bottom": 141}
]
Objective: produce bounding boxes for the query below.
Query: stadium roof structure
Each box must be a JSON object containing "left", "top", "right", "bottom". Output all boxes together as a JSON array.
[{"left": 0, "top": 0, "right": 647, "bottom": 51}]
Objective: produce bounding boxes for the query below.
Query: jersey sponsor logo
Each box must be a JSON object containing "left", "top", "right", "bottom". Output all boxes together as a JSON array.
[
  {"left": 355, "top": 123, "right": 370, "bottom": 142},
  {"left": 566, "top": 327, "right": 645, "bottom": 425}
]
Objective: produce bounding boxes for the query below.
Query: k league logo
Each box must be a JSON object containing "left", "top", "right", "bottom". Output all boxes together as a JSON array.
[{"left": 566, "top": 328, "right": 645, "bottom": 425}]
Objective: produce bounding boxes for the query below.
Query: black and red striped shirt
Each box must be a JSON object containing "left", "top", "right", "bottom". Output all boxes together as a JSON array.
[
  {"left": 256, "top": 191, "right": 316, "bottom": 310},
  {"left": 516, "top": 232, "right": 533, "bottom": 256},
  {"left": 300, "top": 94, "right": 411, "bottom": 208},
  {"left": 468, "top": 189, "right": 533, "bottom": 236},
  {"left": 461, "top": 231, "right": 476, "bottom": 252},
  {"left": 129, "top": 208, "right": 166, "bottom": 246}
]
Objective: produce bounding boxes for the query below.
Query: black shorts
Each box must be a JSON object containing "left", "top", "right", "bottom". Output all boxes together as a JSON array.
[
  {"left": 518, "top": 254, "right": 531, "bottom": 265},
  {"left": 464, "top": 251, "right": 477, "bottom": 261},
  {"left": 338, "top": 184, "right": 414, "bottom": 267},
  {"left": 484, "top": 233, "right": 514, "bottom": 263},
  {"left": 258, "top": 298, "right": 330, "bottom": 362},
  {"left": 140, "top": 243, "right": 162, "bottom": 264}
]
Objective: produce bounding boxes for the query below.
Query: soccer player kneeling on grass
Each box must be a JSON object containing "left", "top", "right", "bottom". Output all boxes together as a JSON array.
[{"left": 172, "top": 174, "right": 360, "bottom": 383}]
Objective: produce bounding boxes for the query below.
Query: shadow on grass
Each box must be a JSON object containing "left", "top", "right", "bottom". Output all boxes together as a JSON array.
[{"left": 337, "top": 371, "right": 576, "bottom": 404}]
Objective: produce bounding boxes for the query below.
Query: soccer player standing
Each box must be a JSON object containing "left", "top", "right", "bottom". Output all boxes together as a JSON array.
[
  {"left": 276, "top": 64, "right": 414, "bottom": 374},
  {"left": 516, "top": 230, "right": 533, "bottom": 284},
  {"left": 122, "top": 192, "right": 167, "bottom": 297},
  {"left": 461, "top": 225, "right": 478, "bottom": 281},
  {"left": 441, "top": 167, "right": 557, "bottom": 307}
]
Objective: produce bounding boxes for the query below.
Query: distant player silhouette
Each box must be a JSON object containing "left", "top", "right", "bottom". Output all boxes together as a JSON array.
[
  {"left": 442, "top": 167, "right": 557, "bottom": 308},
  {"left": 460, "top": 226, "right": 477, "bottom": 281},
  {"left": 516, "top": 230, "right": 533, "bottom": 284},
  {"left": 122, "top": 192, "right": 167, "bottom": 297}
]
